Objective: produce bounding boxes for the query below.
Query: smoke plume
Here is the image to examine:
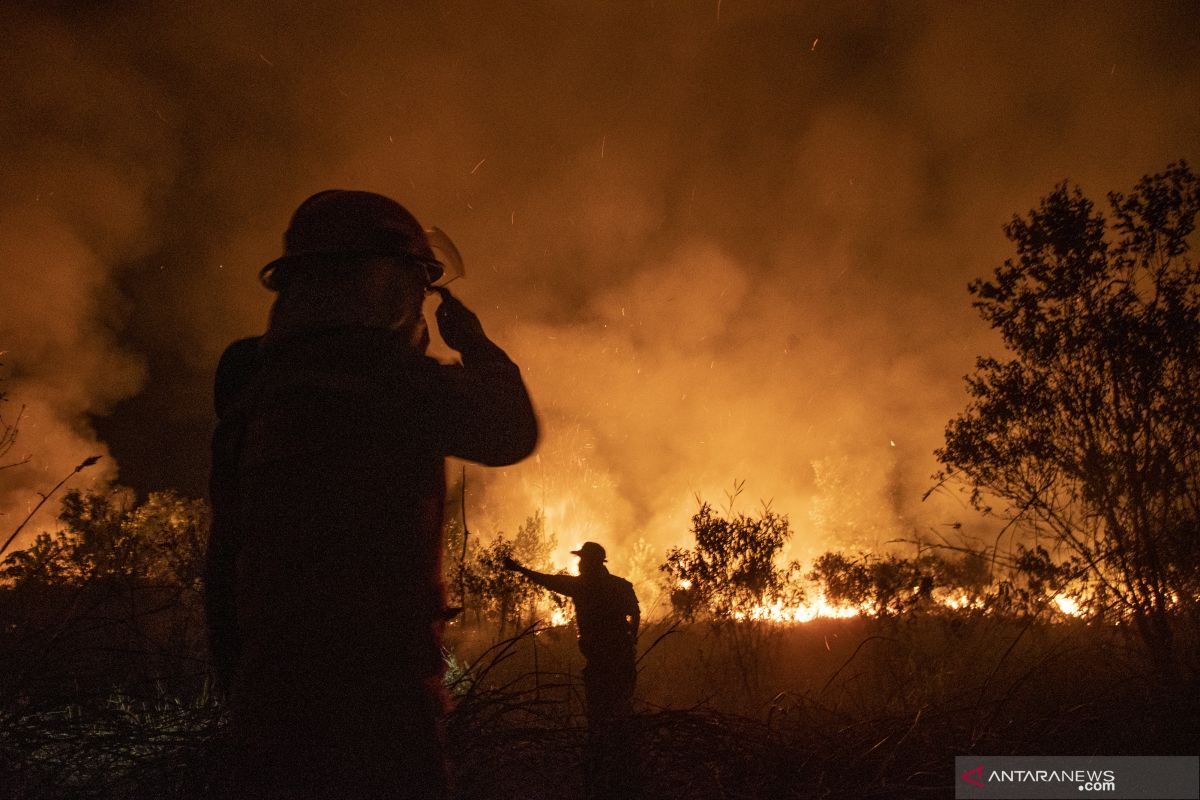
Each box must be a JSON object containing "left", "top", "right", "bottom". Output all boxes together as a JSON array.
[{"left": 2, "top": 2, "right": 1197, "bottom": 560}]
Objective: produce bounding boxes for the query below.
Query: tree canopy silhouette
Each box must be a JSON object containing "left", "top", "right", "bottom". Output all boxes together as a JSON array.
[{"left": 937, "top": 161, "right": 1200, "bottom": 685}]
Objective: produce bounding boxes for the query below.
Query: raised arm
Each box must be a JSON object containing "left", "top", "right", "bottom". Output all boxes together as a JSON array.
[{"left": 430, "top": 289, "right": 538, "bottom": 466}]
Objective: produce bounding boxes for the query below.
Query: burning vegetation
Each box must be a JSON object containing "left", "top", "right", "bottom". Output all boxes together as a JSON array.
[{"left": 442, "top": 484, "right": 1095, "bottom": 634}]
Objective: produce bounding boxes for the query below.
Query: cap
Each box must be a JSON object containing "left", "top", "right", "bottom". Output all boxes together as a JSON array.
[
  {"left": 570, "top": 542, "right": 607, "bottom": 563},
  {"left": 259, "top": 190, "right": 444, "bottom": 289}
]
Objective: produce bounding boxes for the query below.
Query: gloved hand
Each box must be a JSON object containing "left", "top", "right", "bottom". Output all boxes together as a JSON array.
[
  {"left": 501, "top": 556, "right": 520, "bottom": 572},
  {"left": 433, "top": 287, "right": 489, "bottom": 354}
]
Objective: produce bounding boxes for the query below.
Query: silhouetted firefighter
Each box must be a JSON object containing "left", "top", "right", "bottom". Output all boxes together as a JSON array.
[
  {"left": 205, "top": 190, "right": 538, "bottom": 799},
  {"left": 504, "top": 542, "right": 640, "bottom": 799}
]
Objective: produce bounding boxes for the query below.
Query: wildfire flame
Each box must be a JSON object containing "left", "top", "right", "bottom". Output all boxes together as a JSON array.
[
  {"left": 535, "top": 588, "right": 1086, "bottom": 630},
  {"left": 732, "top": 590, "right": 1087, "bottom": 623},
  {"left": 733, "top": 593, "right": 860, "bottom": 623},
  {"left": 942, "top": 592, "right": 982, "bottom": 611},
  {"left": 1053, "top": 594, "right": 1081, "bottom": 616}
]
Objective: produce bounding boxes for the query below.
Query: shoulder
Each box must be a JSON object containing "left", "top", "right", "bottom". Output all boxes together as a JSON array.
[
  {"left": 259, "top": 329, "right": 442, "bottom": 394},
  {"left": 214, "top": 337, "right": 262, "bottom": 418},
  {"left": 609, "top": 574, "right": 636, "bottom": 593},
  {"left": 218, "top": 337, "right": 261, "bottom": 369}
]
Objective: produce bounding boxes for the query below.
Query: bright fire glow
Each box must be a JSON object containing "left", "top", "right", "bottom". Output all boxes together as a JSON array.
[
  {"left": 734, "top": 593, "right": 860, "bottom": 623},
  {"left": 548, "top": 546, "right": 579, "bottom": 575},
  {"left": 530, "top": 588, "right": 1090, "bottom": 629},
  {"left": 1054, "top": 594, "right": 1081, "bottom": 616},
  {"left": 942, "top": 592, "right": 983, "bottom": 610},
  {"left": 733, "top": 590, "right": 1087, "bottom": 622}
]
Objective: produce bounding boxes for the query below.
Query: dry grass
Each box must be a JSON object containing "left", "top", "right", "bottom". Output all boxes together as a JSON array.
[
  {"left": 0, "top": 614, "right": 1194, "bottom": 799},
  {"left": 439, "top": 613, "right": 1192, "bottom": 799}
]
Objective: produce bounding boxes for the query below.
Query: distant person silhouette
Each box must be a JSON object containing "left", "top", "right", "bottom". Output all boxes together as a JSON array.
[
  {"left": 504, "top": 542, "right": 639, "bottom": 797},
  {"left": 205, "top": 190, "right": 538, "bottom": 799}
]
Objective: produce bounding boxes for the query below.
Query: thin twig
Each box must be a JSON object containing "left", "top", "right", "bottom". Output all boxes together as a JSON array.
[{"left": 0, "top": 455, "right": 101, "bottom": 558}]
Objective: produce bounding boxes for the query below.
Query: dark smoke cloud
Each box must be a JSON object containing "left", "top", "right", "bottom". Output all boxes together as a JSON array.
[
  {"left": 2, "top": 2, "right": 1197, "bottom": 561},
  {"left": 0, "top": 9, "right": 170, "bottom": 533}
]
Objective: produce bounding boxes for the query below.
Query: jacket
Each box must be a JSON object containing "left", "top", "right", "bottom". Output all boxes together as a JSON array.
[{"left": 205, "top": 325, "right": 538, "bottom": 692}]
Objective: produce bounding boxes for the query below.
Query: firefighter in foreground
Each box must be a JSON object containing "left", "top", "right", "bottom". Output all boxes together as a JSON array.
[
  {"left": 205, "top": 190, "right": 538, "bottom": 799},
  {"left": 504, "top": 542, "right": 640, "bottom": 797}
]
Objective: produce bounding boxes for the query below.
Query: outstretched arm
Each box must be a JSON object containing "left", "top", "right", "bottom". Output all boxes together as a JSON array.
[{"left": 502, "top": 556, "right": 578, "bottom": 597}]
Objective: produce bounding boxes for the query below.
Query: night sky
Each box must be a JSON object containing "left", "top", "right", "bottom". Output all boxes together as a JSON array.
[{"left": 2, "top": 2, "right": 1198, "bottom": 564}]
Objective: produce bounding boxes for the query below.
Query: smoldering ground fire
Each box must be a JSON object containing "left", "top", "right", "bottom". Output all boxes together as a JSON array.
[{"left": 1, "top": 2, "right": 1198, "bottom": 571}]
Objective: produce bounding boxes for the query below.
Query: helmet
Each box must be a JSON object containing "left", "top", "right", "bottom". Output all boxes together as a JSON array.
[
  {"left": 571, "top": 542, "right": 607, "bottom": 563},
  {"left": 259, "top": 190, "right": 445, "bottom": 290}
]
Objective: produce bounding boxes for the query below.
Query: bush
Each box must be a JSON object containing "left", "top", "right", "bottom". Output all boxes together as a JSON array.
[{"left": 660, "top": 494, "right": 804, "bottom": 622}]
